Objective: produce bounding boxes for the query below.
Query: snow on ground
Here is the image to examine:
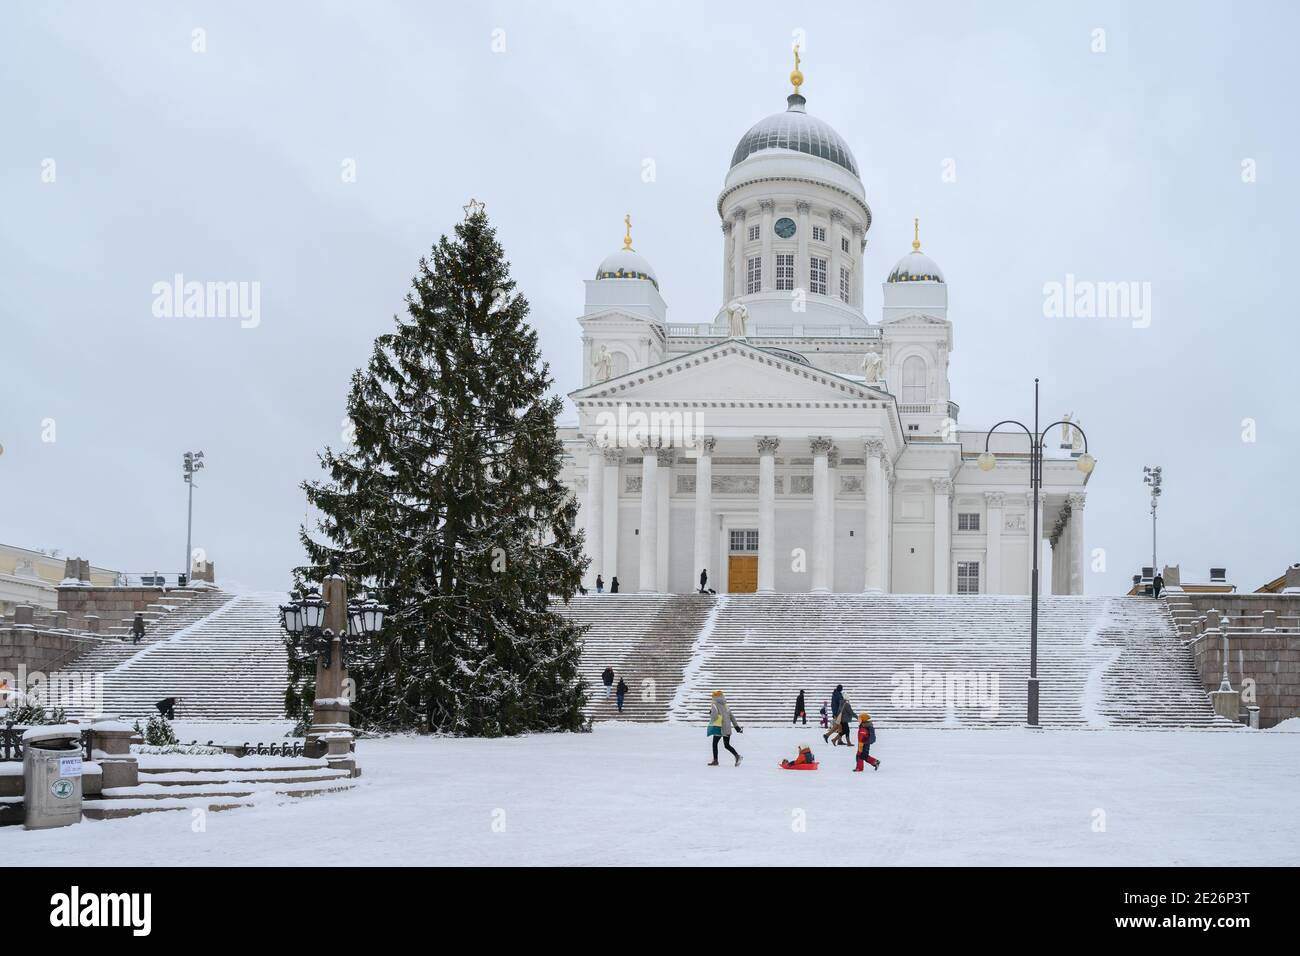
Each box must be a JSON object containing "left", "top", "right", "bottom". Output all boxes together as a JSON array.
[
  {"left": 7, "top": 725, "right": 1300, "bottom": 866},
  {"left": 170, "top": 721, "right": 296, "bottom": 743}
]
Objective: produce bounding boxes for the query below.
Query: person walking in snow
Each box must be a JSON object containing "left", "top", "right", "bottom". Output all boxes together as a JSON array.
[
  {"left": 793, "top": 689, "right": 807, "bottom": 725},
  {"left": 155, "top": 697, "right": 179, "bottom": 720},
  {"left": 131, "top": 612, "right": 146, "bottom": 645},
  {"left": 615, "top": 677, "right": 628, "bottom": 714},
  {"left": 699, "top": 569, "right": 708, "bottom": 593},
  {"left": 819, "top": 700, "right": 829, "bottom": 729},
  {"left": 601, "top": 666, "right": 615, "bottom": 698},
  {"left": 596, "top": 574, "right": 605, "bottom": 594},
  {"left": 853, "top": 712, "right": 880, "bottom": 772},
  {"left": 825, "top": 684, "right": 845, "bottom": 743},
  {"left": 610, "top": 577, "right": 620, "bottom": 594},
  {"left": 706, "top": 690, "right": 744, "bottom": 766},
  {"left": 832, "top": 694, "right": 855, "bottom": 746},
  {"left": 1152, "top": 572, "right": 1164, "bottom": 599}
]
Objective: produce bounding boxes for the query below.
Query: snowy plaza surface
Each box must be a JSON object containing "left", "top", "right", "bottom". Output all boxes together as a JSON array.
[{"left": 9, "top": 723, "right": 1300, "bottom": 866}]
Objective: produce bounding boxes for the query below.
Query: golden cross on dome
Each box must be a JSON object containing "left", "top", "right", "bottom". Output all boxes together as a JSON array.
[
  {"left": 463, "top": 197, "right": 486, "bottom": 219},
  {"left": 790, "top": 44, "right": 804, "bottom": 95},
  {"left": 623, "top": 213, "right": 634, "bottom": 250},
  {"left": 913, "top": 218, "right": 921, "bottom": 252}
]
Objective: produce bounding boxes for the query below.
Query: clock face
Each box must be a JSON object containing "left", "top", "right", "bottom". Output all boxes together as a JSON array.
[{"left": 774, "top": 217, "right": 796, "bottom": 239}]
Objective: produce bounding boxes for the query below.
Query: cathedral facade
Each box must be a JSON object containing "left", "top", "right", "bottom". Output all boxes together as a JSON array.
[{"left": 558, "top": 62, "right": 1093, "bottom": 596}]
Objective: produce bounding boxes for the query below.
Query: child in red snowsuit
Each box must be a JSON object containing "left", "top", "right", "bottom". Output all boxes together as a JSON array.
[{"left": 854, "top": 713, "right": 880, "bottom": 772}]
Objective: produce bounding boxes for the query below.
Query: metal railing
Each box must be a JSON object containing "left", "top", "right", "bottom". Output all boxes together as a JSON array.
[{"left": 1, "top": 722, "right": 92, "bottom": 762}]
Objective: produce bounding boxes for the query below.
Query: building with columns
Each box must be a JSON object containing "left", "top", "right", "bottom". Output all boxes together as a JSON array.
[{"left": 558, "top": 59, "right": 1093, "bottom": 596}]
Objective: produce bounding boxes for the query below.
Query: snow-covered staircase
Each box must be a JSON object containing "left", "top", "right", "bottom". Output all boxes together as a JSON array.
[
  {"left": 572, "top": 594, "right": 1236, "bottom": 730},
  {"left": 61, "top": 588, "right": 232, "bottom": 674},
  {"left": 82, "top": 753, "right": 355, "bottom": 819},
  {"left": 556, "top": 594, "right": 717, "bottom": 721},
  {"left": 64, "top": 594, "right": 288, "bottom": 722}
]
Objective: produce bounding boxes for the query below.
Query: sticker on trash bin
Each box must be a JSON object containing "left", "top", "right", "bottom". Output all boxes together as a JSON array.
[
  {"left": 59, "top": 757, "right": 83, "bottom": 778},
  {"left": 50, "top": 779, "right": 75, "bottom": 799}
]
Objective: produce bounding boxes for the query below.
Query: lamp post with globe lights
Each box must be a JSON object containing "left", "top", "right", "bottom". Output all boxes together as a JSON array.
[{"left": 977, "top": 378, "right": 1095, "bottom": 726}]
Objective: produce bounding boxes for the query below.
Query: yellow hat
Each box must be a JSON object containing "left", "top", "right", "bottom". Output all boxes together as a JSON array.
[
  {"left": 859, "top": 713, "right": 870, "bottom": 722},
  {"left": 711, "top": 690, "right": 723, "bottom": 697}
]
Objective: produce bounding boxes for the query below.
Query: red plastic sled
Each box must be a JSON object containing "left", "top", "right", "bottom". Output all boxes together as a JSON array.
[{"left": 779, "top": 761, "right": 819, "bottom": 770}]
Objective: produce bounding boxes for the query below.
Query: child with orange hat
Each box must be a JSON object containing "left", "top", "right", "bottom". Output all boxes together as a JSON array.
[{"left": 853, "top": 712, "right": 880, "bottom": 772}]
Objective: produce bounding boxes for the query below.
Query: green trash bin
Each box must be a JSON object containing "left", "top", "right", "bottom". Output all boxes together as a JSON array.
[{"left": 22, "top": 725, "right": 84, "bottom": 830}]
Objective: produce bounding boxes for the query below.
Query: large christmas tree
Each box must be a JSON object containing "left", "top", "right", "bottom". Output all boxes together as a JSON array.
[{"left": 292, "top": 208, "right": 588, "bottom": 736}]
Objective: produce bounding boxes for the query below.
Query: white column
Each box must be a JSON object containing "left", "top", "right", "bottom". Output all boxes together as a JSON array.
[
  {"left": 601, "top": 448, "right": 622, "bottom": 583},
  {"left": 984, "top": 492, "right": 1004, "bottom": 595},
  {"left": 932, "top": 477, "right": 953, "bottom": 594},
  {"left": 693, "top": 437, "right": 715, "bottom": 591},
  {"left": 759, "top": 200, "right": 774, "bottom": 292},
  {"left": 827, "top": 448, "right": 839, "bottom": 592},
  {"left": 829, "top": 209, "right": 845, "bottom": 303},
  {"left": 656, "top": 447, "right": 673, "bottom": 592},
  {"left": 721, "top": 221, "right": 733, "bottom": 303},
  {"left": 810, "top": 436, "right": 833, "bottom": 593},
  {"left": 584, "top": 440, "right": 604, "bottom": 588},
  {"left": 851, "top": 225, "right": 864, "bottom": 311},
  {"left": 1052, "top": 523, "right": 1067, "bottom": 595},
  {"left": 881, "top": 459, "right": 894, "bottom": 593},
  {"left": 863, "top": 439, "right": 885, "bottom": 593},
  {"left": 638, "top": 446, "right": 659, "bottom": 592},
  {"left": 1027, "top": 491, "right": 1044, "bottom": 595},
  {"left": 1069, "top": 493, "right": 1086, "bottom": 595},
  {"left": 795, "top": 201, "right": 811, "bottom": 292},
  {"left": 732, "top": 211, "right": 747, "bottom": 299},
  {"left": 757, "top": 436, "right": 779, "bottom": 593}
]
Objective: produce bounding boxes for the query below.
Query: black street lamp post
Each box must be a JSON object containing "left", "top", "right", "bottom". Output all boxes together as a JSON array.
[{"left": 979, "top": 378, "right": 1094, "bottom": 726}]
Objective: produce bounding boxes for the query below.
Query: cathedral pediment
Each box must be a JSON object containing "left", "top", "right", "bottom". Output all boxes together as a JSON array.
[
  {"left": 571, "top": 339, "right": 894, "bottom": 405},
  {"left": 882, "top": 311, "right": 949, "bottom": 327}
]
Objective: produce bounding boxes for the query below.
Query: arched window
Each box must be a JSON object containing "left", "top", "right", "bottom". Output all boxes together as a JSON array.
[{"left": 902, "top": 356, "right": 928, "bottom": 404}]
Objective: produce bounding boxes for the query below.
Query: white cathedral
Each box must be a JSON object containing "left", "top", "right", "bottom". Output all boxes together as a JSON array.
[{"left": 557, "top": 58, "right": 1093, "bottom": 596}]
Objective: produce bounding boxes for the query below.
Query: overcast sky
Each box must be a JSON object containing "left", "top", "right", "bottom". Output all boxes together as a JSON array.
[{"left": 2, "top": 1, "right": 1296, "bottom": 595}]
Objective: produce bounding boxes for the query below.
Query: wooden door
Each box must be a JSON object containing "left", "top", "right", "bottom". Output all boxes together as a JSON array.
[{"left": 728, "top": 555, "right": 758, "bottom": 593}]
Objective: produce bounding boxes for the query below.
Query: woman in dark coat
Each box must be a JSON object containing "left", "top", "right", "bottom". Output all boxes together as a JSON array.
[
  {"left": 610, "top": 577, "right": 620, "bottom": 594},
  {"left": 615, "top": 677, "right": 628, "bottom": 713},
  {"left": 793, "top": 689, "right": 806, "bottom": 725}
]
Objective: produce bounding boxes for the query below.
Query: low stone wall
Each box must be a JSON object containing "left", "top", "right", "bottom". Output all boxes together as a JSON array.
[
  {"left": 0, "top": 626, "right": 99, "bottom": 677},
  {"left": 56, "top": 586, "right": 164, "bottom": 631},
  {"left": 1190, "top": 629, "right": 1300, "bottom": 728},
  {"left": 1178, "top": 591, "right": 1300, "bottom": 624}
]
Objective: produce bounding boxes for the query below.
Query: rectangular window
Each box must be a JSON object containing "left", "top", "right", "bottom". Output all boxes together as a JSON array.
[
  {"left": 812, "top": 225, "right": 826, "bottom": 242},
  {"left": 747, "top": 223, "right": 760, "bottom": 241},
  {"left": 775, "top": 253, "right": 794, "bottom": 291},
  {"left": 842, "top": 236, "right": 851, "bottom": 253},
  {"left": 809, "top": 257, "right": 827, "bottom": 295},
  {"left": 840, "top": 266, "right": 851, "bottom": 303},
  {"left": 729, "top": 529, "right": 759, "bottom": 552},
  {"left": 957, "top": 512, "right": 981, "bottom": 531},
  {"left": 746, "top": 256, "right": 762, "bottom": 294},
  {"left": 957, "top": 561, "right": 981, "bottom": 595}
]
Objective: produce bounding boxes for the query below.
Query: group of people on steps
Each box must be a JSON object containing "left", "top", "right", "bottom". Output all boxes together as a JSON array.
[
  {"left": 600, "top": 666, "right": 629, "bottom": 713},
  {"left": 709, "top": 687, "right": 880, "bottom": 772}
]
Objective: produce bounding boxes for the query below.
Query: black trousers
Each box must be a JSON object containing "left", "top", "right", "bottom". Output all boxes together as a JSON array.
[
  {"left": 712, "top": 734, "right": 738, "bottom": 759},
  {"left": 793, "top": 709, "right": 806, "bottom": 724}
]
